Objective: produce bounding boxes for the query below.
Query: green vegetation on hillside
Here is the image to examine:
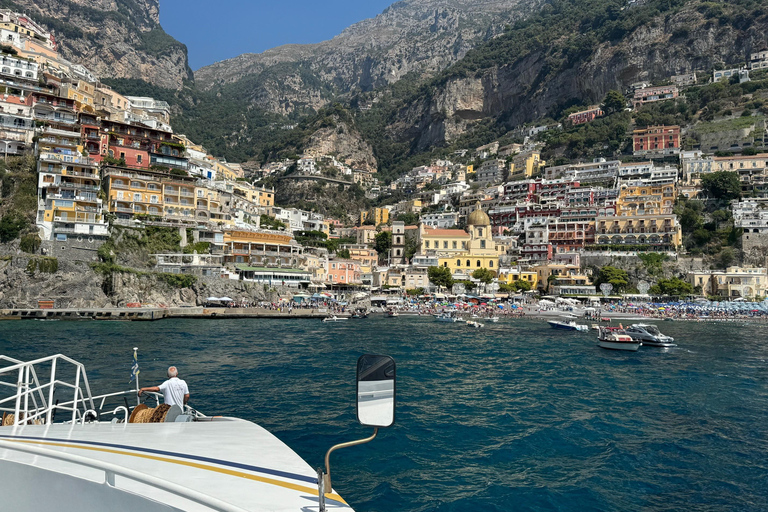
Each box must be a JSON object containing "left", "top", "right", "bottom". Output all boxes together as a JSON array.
[{"left": 0, "top": 156, "right": 38, "bottom": 244}]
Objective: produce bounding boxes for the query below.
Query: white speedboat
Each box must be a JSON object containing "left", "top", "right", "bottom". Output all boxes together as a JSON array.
[
  {"left": 466, "top": 320, "right": 484, "bottom": 329},
  {"left": 623, "top": 324, "right": 676, "bottom": 347},
  {"left": 487, "top": 317, "right": 499, "bottom": 323},
  {"left": 547, "top": 319, "right": 589, "bottom": 332},
  {"left": 597, "top": 327, "right": 642, "bottom": 351},
  {"left": 323, "top": 315, "right": 348, "bottom": 322},
  {"left": 435, "top": 313, "right": 458, "bottom": 323},
  {"left": 386, "top": 310, "right": 399, "bottom": 318},
  {"left": 0, "top": 353, "right": 398, "bottom": 511}
]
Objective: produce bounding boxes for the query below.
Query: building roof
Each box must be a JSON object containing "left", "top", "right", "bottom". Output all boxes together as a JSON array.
[
  {"left": 467, "top": 202, "right": 491, "bottom": 226},
  {"left": 423, "top": 228, "right": 469, "bottom": 237}
]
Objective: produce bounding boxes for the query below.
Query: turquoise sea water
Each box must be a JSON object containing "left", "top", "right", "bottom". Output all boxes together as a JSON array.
[{"left": 0, "top": 317, "right": 767, "bottom": 512}]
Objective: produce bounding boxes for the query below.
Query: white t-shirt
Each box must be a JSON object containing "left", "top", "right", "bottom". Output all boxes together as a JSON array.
[{"left": 158, "top": 377, "right": 189, "bottom": 407}]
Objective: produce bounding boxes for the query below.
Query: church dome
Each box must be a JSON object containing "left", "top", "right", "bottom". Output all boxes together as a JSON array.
[{"left": 467, "top": 202, "right": 490, "bottom": 226}]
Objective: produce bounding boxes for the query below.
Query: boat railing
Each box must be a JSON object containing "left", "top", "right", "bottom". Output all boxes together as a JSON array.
[
  {"left": 0, "top": 439, "right": 249, "bottom": 512},
  {"left": 0, "top": 354, "right": 144, "bottom": 426}
]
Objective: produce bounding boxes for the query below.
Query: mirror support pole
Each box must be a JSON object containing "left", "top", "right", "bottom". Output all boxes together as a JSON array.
[{"left": 318, "top": 427, "right": 379, "bottom": 510}]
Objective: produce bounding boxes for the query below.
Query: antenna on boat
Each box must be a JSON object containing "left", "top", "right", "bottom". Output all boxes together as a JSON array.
[
  {"left": 317, "top": 354, "right": 396, "bottom": 512},
  {"left": 130, "top": 347, "right": 140, "bottom": 405}
]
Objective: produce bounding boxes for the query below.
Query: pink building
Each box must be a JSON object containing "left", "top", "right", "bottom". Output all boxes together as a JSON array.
[
  {"left": 326, "top": 259, "right": 361, "bottom": 284},
  {"left": 568, "top": 106, "right": 604, "bottom": 125}
]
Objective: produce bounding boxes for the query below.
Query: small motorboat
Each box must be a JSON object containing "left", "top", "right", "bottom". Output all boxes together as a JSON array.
[
  {"left": 435, "top": 313, "right": 458, "bottom": 323},
  {"left": 623, "top": 324, "right": 676, "bottom": 347},
  {"left": 548, "top": 319, "right": 589, "bottom": 332},
  {"left": 597, "top": 327, "right": 642, "bottom": 351},
  {"left": 323, "top": 315, "right": 348, "bottom": 322},
  {"left": 466, "top": 320, "right": 484, "bottom": 328},
  {"left": 487, "top": 317, "right": 499, "bottom": 323},
  {"left": 600, "top": 317, "right": 611, "bottom": 322},
  {"left": 386, "top": 310, "right": 399, "bottom": 318}
]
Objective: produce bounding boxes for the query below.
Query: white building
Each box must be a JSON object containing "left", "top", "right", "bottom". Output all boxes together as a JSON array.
[
  {"left": 421, "top": 212, "right": 459, "bottom": 229},
  {"left": 0, "top": 53, "right": 37, "bottom": 80}
]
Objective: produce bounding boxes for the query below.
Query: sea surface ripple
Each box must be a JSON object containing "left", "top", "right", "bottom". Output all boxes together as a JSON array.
[{"left": 0, "top": 317, "right": 766, "bottom": 512}]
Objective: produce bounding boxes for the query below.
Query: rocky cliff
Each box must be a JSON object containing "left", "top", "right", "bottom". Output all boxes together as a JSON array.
[
  {"left": 6, "top": 0, "right": 191, "bottom": 89},
  {"left": 384, "top": 0, "right": 768, "bottom": 151},
  {"left": 0, "top": 249, "right": 280, "bottom": 308},
  {"left": 194, "top": 0, "right": 537, "bottom": 114}
]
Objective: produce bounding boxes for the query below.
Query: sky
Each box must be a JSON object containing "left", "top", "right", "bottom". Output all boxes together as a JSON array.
[{"left": 160, "top": 0, "right": 396, "bottom": 70}]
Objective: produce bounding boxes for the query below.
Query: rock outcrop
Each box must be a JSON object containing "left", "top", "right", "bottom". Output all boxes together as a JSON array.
[
  {"left": 389, "top": 5, "right": 768, "bottom": 149},
  {"left": 302, "top": 121, "right": 377, "bottom": 173},
  {"left": 12, "top": 0, "right": 192, "bottom": 89}
]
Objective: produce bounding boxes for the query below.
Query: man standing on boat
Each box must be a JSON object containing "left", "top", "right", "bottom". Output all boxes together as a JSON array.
[{"left": 138, "top": 366, "right": 190, "bottom": 408}]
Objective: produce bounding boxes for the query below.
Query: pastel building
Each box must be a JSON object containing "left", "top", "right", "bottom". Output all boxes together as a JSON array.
[
  {"left": 37, "top": 153, "right": 108, "bottom": 241},
  {"left": 633, "top": 125, "right": 680, "bottom": 157}
]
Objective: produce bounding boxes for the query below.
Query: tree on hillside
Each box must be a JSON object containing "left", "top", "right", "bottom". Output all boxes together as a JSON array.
[
  {"left": 649, "top": 277, "right": 694, "bottom": 297},
  {"left": 374, "top": 231, "right": 392, "bottom": 257},
  {"left": 701, "top": 171, "right": 741, "bottom": 201},
  {"left": 594, "top": 266, "right": 629, "bottom": 292},
  {"left": 472, "top": 268, "right": 495, "bottom": 284},
  {"left": 602, "top": 90, "right": 627, "bottom": 114},
  {"left": 428, "top": 266, "right": 454, "bottom": 290},
  {"left": 0, "top": 211, "right": 27, "bottom": 242},
  {"left": 396, "top": 212, "right": 420, "bottom": 225}
]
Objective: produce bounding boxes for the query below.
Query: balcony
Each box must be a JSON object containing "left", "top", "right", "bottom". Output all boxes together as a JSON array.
[
  {"left": 39, "top": 152, "right": 96, "bottom": 166},
  {"left": 56, "top": 182, "right": 100, "bottom": 192},
  {"left": 40, "top": 124, "right": 79, "bottom": 136}
]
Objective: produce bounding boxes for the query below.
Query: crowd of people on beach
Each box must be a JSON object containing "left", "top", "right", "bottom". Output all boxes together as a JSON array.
[{"left": 207, "top": 295, "right": 768, "bottom": 322}]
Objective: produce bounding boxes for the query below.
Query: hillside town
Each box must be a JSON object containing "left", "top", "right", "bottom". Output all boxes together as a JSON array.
[{"left": 3, "top": 7, "right": 768, "bottom": 305}]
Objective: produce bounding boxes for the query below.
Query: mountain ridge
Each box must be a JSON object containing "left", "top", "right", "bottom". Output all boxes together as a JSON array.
[
  {"left": 193, "top": 0, "right": 538, "bottom": 114},
  {"left": 2, "top": 0, "right": 192, "bottom": 89}
]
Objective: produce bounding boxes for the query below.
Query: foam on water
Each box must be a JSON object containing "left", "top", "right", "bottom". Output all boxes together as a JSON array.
[{"left": 0, "top": 317, "right": 766, "bottom": 512}]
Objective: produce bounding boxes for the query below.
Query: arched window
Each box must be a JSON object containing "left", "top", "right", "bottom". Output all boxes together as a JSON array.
[
  {"left": 456, "top": 260, "right": 461, "bottom": 267},
  {"left": 489, "top": 261, "right": 494, "bottom": 268},
  {"left": 443, "top": 262, "right": 448, "bottom": 267},
  {"left": 476, "top": 260, "right": 481, "bottom": 267},
  {"left": 466, "top": 260, "right": 470, "bottom": 267}
]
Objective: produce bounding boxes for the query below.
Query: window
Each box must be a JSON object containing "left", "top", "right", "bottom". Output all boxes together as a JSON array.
[
  {"left": 477, "top": 260, "right": 481, "bottom": 267},
  {"left": 443, "top": 241, "right": 448, "bottom": 249},
  {"left": 425, "top": 241, "right": 429, "bottom": 248},
  {"left": 133, "top": 193, "right": 141, "bottom": 201},
  {"left": 452, "top": 241, "right": 457, "bottom": 249},
  {"left": 489, "top": 261, "right": 494, "bottom": 268},
  {"left": 457, "top": 260, "right": 461, "bottom": 267},
  {"left": 136, "top": 154, "right": 142, "bottom": 164},
  {"left": 480, "top": 240, "right": 486, "bottom": 249}
]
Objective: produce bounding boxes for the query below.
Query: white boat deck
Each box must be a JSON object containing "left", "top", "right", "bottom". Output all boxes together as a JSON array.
[{"left": 0, "top": 418, "right": 351, "bottom": 512}]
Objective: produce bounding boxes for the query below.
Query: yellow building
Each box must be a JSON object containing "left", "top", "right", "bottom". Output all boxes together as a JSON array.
[
  {"left": 345, "top": 245, "right": 378, "bottom": 273},
  {"left": 532, "top": 263, "right": 594, "bottom": 293},
  {"left": 499, "top": 268, "right": 539, "bottom": 289},
  {"left": 688, "top": 266, "right": 768, "bottom": 299},
  {"left": 230, "top": 181, "right": 274, "bottom": 207},
  {"left": 102, "top": 166, "right": 200, "bottom": 224},
  {"left": 420, "top": 203, "right": 503, "bottom": 276},
  {"left": 223, "top": 229, "right": 302, "bottom": 267},
  {"left": 60, "top": 79, "right": 95, "bottom": 112},
  {"left": 510, "top": 150, "right": 545, "bottom": 180},
  {"left": 95, "top": 87, "right": 131, "bottom": 117},
  {"left": 616, "top": 181, "right": 676, "bottom": 216},
  {"left": 595, "top": 212, "right": 682, "bottom": 249},
  {"left": 36, "top": 152, "right": 109, "bottom": 241},
  {"left": 360, "top": 207, "right": 390, "bottom": 226}
]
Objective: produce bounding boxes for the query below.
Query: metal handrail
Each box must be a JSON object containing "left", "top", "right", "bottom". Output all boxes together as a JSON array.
[
  {"left": 0, "top": 440, "right": 249, "bottom": 512},
  {"left": 0, "top": 354, "right": 95, "bottom": 425}
]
